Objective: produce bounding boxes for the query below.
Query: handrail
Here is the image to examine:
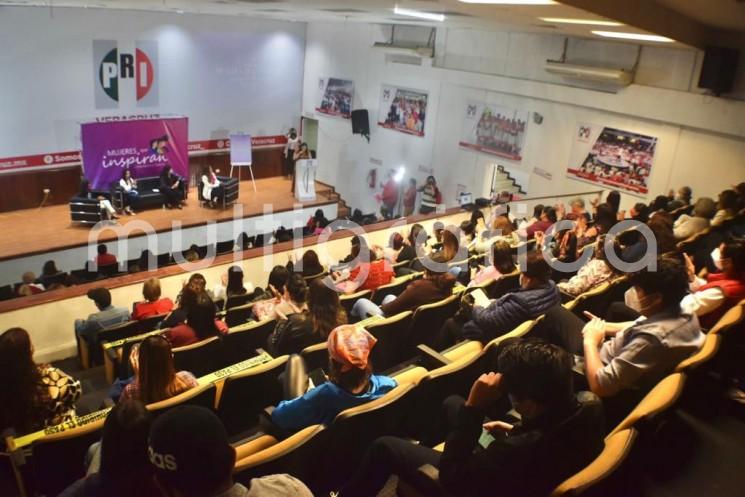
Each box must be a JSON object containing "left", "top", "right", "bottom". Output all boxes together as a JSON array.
[{"left": 508, "top": 190, "right": 604, "bottom": 204}]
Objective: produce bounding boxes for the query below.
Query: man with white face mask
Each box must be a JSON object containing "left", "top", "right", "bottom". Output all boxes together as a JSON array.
[
  {"left": 580, "top": 256, "right": 703, "bottom": 423},
  {"left": 681, "top": 240, "right": 745, "bottom": 329}
]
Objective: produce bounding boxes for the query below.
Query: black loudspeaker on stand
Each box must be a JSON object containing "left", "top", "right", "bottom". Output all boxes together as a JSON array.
[{"left": 351, "top": 109, "right": 370, "bottom": 142}]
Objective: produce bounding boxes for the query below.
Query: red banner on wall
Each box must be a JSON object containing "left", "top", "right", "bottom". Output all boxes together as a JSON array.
[{"left": 0, "top": 135, "right": 287, "bottom": 173}]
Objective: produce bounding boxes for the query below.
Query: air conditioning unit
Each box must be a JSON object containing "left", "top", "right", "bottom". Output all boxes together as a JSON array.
[
  {"left": 544, "top": 61, "right": 634, "bottom": 87},
  {"left": 372, "top": 42, "right": 434, "bottom": 58}
]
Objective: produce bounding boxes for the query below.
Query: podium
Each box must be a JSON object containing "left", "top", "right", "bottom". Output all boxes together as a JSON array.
[{"left": 295, "top": 159, "right": 318, "bottom": 201}]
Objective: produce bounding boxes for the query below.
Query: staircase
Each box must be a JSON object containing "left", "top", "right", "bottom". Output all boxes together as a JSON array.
[
  {"left": 492, "top": 165, "right": 527, "bottom": 197},
  {"left": 315, "top": 180, "right": 351, "bottom": 218}
]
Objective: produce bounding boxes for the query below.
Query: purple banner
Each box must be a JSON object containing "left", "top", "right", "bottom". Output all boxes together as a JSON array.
[{"left": 81, "top": 117, "right": 189, "bottom": 189}]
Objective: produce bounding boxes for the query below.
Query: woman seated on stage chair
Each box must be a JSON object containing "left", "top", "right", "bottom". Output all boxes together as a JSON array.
[
  {"left": 201, "top": 166, "right": 223, "bottom": 208},
  {"left": 159, "top": 165, "right": 184, "bottom": 209},
  {"left": 80, "top": 178, "right": 118, "bottom": 221},
  {"left": 119, "top": 169, "right": 138, "bottom": 215}
]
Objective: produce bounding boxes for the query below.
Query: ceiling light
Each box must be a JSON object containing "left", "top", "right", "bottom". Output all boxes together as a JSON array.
[
  {"left": 540, "top": 17, "right": 623, "bottom": 26},
  {"left": 458, "top": 0, "right": 557, "bottom": 5},
  {"left": 393, "top": 6, "right": 445, "bottom": 22},
  {"left": 592, "top": 30, "right": 674, "bottom": 42}
]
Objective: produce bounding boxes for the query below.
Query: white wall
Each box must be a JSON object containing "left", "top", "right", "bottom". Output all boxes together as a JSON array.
[
  {"left": 0, "top": 7, "right": 307, "bottom": 158},
  {"left": 302, "top": 22, "right": 745, "bottom": 215}
]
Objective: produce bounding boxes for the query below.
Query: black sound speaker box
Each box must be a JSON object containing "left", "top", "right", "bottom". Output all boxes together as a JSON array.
[
  {"left": 351, "top": 109, "right": 370, "bottom": 139},
  {"left": 698, "top": 46, "right": 739, "bottom": 95}
]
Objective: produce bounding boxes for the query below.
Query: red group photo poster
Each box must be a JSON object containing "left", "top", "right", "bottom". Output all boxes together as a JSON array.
[
  {"left": 459, "top": 101, "right": 529, "bottom": 162},
  {"left": 316, "top": 77, "right": 354, "bottom": 119},
  {"left": 377, "top": 85, "right": 428, "bottom": 137},
  {"left": 566, "top": 125, "right": 657, "bottom": 196}
]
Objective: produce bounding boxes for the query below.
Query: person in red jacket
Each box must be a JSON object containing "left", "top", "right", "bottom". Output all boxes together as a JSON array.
[
  {"left": 683, "top": 239, "right": 745, "bottom": 329},
  {"left": 95, "top": 244, "right": 117, "bottom": 268},
  {"left": 380, "top": 170, "right": 400, "bottom": 219},
  {"left": 132, "top": 278, "right": 174, "bottom": 320},
  {"left": 166, "top": 292, "right": 227, "bottom": 348}
]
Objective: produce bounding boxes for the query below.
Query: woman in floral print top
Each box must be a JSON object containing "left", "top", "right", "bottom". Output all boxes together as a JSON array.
[
  {"left": 0, "top": 328, "right": 81, "bottom": 435},
  {"left": 557, "top": 236, "right": 616, "bottom": 297}
]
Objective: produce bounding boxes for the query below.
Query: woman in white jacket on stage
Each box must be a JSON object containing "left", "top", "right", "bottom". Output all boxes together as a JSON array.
[{"left": 201, "top": 166, "right": 223, "bottom": 208}]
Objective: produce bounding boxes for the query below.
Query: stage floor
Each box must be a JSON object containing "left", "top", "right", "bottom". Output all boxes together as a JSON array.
[{"left": 0, "top": 177, "right": 337, "bottom": 261}]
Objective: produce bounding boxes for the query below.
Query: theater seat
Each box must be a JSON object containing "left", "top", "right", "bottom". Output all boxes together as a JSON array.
[
  {"left": 224, "top": 319, "right": 276, "bottom": 364},
  {"left": 225, "top": 302, "right": 256, "bottom": 328},
  {"left": 321, "top": 383, "right": 420, "bottom": 490},
  {"left": 148, "top": 382, "right": 218, "bottom": 418},
  {"left": 365, "top": 310, "right": 414, "bottom": 372},
  {"left": 408, "top": 294, "right": 460, "bottom": 352},
  {"left": 216, "top": 355, "right": 289, "bottom": 437},
  {"left": 299, "top": 341, "right": 327, "bottom": 372},
  {"left": 371, "top": 276, "right": 413, "bottom": 305},
  {"left": 173, "top": 336, "right": 227, "bottom": 378},
  {"left": 233, "top": 424, "right": 327, "bottom": 489},
  {"left": 26, "top": 416, "right": 107, "bottom": 497},
  {"left": 549, "top": 428, "right": 637, "bottom": 497},
  {"left": 675, "top": 334, "right": 721, "bottom": 373},
  {"left": 339, "top": 289, "right": 372, "bottom": 316},
  {"left": 608, "top": 373, "right": 686, "bottom": 437}
]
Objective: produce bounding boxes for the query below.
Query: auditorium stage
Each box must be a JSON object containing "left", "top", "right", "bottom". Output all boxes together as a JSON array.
[{"left": 0, "top": 177, "right": 342, "bottom": 284}]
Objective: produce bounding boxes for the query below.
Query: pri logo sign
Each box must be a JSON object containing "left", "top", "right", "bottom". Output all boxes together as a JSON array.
[{"left": 93, "top": 40, "right": 158, "bottom": 109}]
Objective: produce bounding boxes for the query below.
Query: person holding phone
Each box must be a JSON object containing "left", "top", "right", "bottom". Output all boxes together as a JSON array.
[{"left": 338, "top": 339, "right": 604, "bottom": 497}]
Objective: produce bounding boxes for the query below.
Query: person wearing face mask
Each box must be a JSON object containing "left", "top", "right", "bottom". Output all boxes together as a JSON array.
[
  {"left": 681, "top": 240, "right": 745, "bottom": 329},
  {"left": 418, "top": 175, "right": 441, "bottom": 215},
  {"left": 337, "top": 339, "right": 605, "bottom": 497},
  {"left": 571, "top": 256, "right": 703, "bottom": 424}
]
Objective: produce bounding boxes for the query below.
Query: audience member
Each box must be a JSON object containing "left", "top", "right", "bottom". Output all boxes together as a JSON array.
[
  {"left": 458, "top": 251, "right": 560, "bottom": 343},
  {"left": 273, "top": 273, "right": 309, "bottom": 317},
  {"left": 397, "top": 224, "right": 425, "bottom": 264},
  {"left": 266, "top": 275, "right": 313, "bottom": 357},
  {"left": 38, "top": 260, "right": 64, "bottom": 287},
  {"left": 149, "top": 405, "right": 314, "bottom": 497},
  {"left": 18, "top": 271, "right": 44, "bottom": 296},
  {"left": 525, "top": 206, "right": 556, "bottom": 239},
  {"left": 59, "top": 400, "right": 157, "bottom": 497},
  {"left": 0, "top": 328, "right": 81, "bottom": 434},
  {"left": 629, "top": 202, "right": 650, "bottom": 223},
  {"left": 307, "top": 208, "right": 330, "bottom": 235},
  {"left": 74, "top": 288, "right": 130, "bottom": 356},
  {"left": 350, "top": 252, "right": 456, "bottom": 320},
  {"left": 120, "top": 336, "right": 198, "bottom": 403},
  {"left": 674, "top": 197, "right": 717, "bottom": 240},
  {"left": 339, "top": 339, "right": 604, "bottom": 497},
  {"left": 683, "top": 240, "right": 745, "bottom": 328},
  {"left": 338, "top": 245, "right": 394, "bottom": 294},
  {"left": 569, "top": 197, "right": 591, "bottom": 221},
  {"left": 166, "top": 292, "right": 227, "bottom": 347},
  {"left": 667, "top": 186, "right": 692, "bottom": 212},
  {"left": 95, "top": 244, "right": 117, "bottom": 267},
  {"left": 252, "top": 265, "right": 291, "bottom": 320},
  {"left": 519, "top": 204, "right": 544, "bottom": 230},
  {"left": 288, "top": 249, "right": 325, "bottom": 278},
  {"left": 712, "top": 189, "right": 739, "bottom": 226},
  {"left": 557, "top": 236, "right": 616, "bottom": 297},
  {"left": 213, "top": 265, "right": 252, "bottom": 302},
  {"left": 132, "top": 278, "right": 174, "bottom": 320},
  {"left": 271, "top": 325, "right": 397, "bottom": 432},
  {"left": 468, "top": 240, "right": 517, "bottom": 287},
  {"left": 309, "top": 278, "right": 348, "bottom": 339},
  {"left": 383, "top": 232, "right": 405, "bottom": 263}
]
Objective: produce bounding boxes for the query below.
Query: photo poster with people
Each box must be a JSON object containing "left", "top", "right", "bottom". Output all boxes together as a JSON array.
[
  {"left": 459, "top": 100, "right": 529, "bottom": 162},
  {"left": 377, "top": 84, "right": 428, "bottom": 137},
  {"left": 316, "top": 77, "right": 354, "bottom": 119},
  {"left": 566, "top": 124, "right": 658, "bottom": 196}
]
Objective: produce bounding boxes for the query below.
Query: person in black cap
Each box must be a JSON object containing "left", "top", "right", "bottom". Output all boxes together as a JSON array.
[
  {"left": 148, "top": 405, "right": 312, "bottom": 497},
  {"left": 74, "top": 288, "right": 130, "bottom": 363}
]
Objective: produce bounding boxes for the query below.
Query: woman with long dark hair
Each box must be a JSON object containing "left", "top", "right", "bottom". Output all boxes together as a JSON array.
[
  {"left": 59, "top": 400, "right": 159, "bottom": 497},
  {"left": 159, "top": 165, "right": 183, "bottom": 209},
  {"left": 166, "top": 292, "right": 227, "bottom": 347},
  {"left": 119, "top": 336, "right": 197, "bottom": 404},
  {"left": 119, "top": 169, "right": 138, "bottom": 215},
  {"left": 308, "top": 278, "right": 347, "bottom": 339},
  {"left": 469, "top": 240, "right": 517, "bottom": 287},
  {"left": 288, "top": 249, "right": 326, "bottom": 278},
  {"left": 0, "top": 328, "right": 81, "bottom": 434}
]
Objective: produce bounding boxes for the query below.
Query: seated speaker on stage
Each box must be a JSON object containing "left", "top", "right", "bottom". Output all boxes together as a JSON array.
[
  {"left": 118, "top": 169, "right": 138, "bottom": 215},
  {"left": 159, "top": 165, "right": 185, "bottom": 209},
  {"left": 79, "top": 178, "right": 118, "bottom": 220},
  {"left": 200, "top": 166, "right": 223, "bottom": 208}
]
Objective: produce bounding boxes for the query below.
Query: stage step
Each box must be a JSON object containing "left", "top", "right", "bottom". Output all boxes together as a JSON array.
[{"left": 315, "top": 180, "right": 351, "bottom": 220}]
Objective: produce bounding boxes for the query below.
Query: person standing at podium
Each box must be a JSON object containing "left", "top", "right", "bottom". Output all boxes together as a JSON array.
[{"left": 292, "top": 142, "right": 312, "bottom": 194}]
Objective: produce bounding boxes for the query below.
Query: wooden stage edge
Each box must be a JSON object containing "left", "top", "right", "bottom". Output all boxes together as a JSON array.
[{"left": 0, "top": 177, "right": 338, "bottom": 262}]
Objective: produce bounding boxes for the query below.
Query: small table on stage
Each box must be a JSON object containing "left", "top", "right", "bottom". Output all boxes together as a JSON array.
[{"left": 295, "top": 159, "right": 318, "bottom": 201}]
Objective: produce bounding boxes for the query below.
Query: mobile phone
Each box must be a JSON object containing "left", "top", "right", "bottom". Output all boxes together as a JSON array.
[{"left": 308, "top": 368, "right": 327, "bottom": 388}]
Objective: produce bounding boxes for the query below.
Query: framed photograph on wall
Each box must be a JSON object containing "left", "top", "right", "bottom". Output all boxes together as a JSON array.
[
  {"left": 566, "top": 125, "right": 657, "bottom": 196},
  {"left": 316, "top": 77, "right": 354, "bottom": 119},
  {"left": 459, "top": 100, "right": 529, "bottom": 162},
  {"left": 377, "top": 84, "right": 428, "bottom": 137}
]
